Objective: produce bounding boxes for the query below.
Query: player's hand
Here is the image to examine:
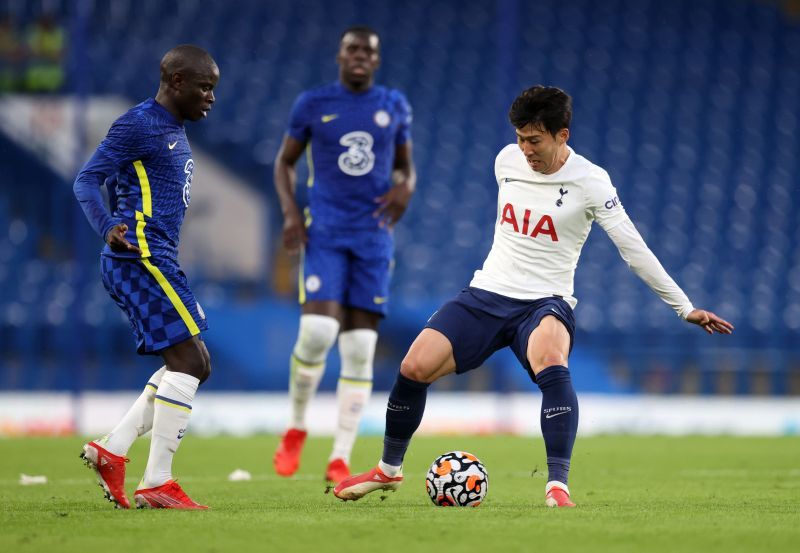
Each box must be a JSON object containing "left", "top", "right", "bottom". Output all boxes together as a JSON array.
[
  {"left": 373, "top": 183, "right": 412, "bottom": 229},
  {"left": 686, "top": 309, "right": 734, "bottom": 335},
  {"left": 105, "top": 223, "right": 142, "bottom": 255},
  {"left": 282, "top": 209, "right": 307, "bottom": 254}
]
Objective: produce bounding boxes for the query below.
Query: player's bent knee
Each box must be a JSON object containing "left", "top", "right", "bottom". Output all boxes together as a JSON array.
[
  {"left": 399, "top": 355, "right": 437, "bottom": 384},
  {"left": 163, "top": 337, "right": 208, "bottom": 380},
  {"left": 183, "top": 353, "right": 207, "bottom": 380},
  {"left": 542, "top": 351, "right": 568, "bottom": 366},
  {"left": 535, "top": 352, "right": 568, "bottom": 371},
  {"left": 168, "top": 356, "right": 206, "bottom": 380},
  {"left": 295, "top": 314, "right": 340, "bottom": 363},
  {"left": 198, "top": 342, "right": 212, "bottom": 384},
  {"left": 200, "top": 358, "right": 212, "bottom": 384}
]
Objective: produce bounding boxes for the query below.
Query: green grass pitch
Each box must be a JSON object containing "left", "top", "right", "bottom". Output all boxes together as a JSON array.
[{"left": 1, "top": 435, "right": 798, "bottom": 552}]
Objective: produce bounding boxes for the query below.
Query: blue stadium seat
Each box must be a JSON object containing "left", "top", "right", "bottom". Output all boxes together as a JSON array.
[{"left": 2, "top": 0, "right": 798, "bottom": 392}]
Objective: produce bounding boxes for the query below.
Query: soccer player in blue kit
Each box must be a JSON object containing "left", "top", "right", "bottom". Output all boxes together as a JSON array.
[
  {"left": 334, "top": 86, "right": 734, "bottom": 507},
  {"left": 273, "top": 26, "right": 416, "bottom": 483},
  {"left": 73, "top": 45, "right": 219, "bottom": 509}
]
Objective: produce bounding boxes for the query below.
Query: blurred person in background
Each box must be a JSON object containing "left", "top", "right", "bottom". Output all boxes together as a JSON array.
[
  {"left": 0, "top": 14, "right": 22, "bottom": 91},
  {"left": 334, "top": 85, "right": 733, "bottom": 507},
  {"left": 73, "top": 45, "right": 219, "bottom": 509},
  {"left": 272, "top": 25, "right": 416, "bottom": 484},
  {"left": 24, "top": 13, "right": 66, "bottom": 92}
]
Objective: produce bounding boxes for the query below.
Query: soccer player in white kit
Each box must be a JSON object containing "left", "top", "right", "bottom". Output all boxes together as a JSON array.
[{"left": 334, "top": 86, "right": 733, "bottom": 507}]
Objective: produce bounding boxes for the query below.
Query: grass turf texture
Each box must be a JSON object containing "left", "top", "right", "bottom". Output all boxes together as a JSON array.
[{"left": 1, "top": 435, "right": 798, "bottom": 552}]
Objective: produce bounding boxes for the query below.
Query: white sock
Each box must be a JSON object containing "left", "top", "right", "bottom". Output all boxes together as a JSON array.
[
  {"left": 98, "top": 366, "right": 166, "bottom": 456},
  {"left": 141, "top": 371, "right": 199, "bottom": 488},
  {"left": 288, "top": 314, "right": 339, "bottom": 430},
  {"left": 378, "top": 460, "right": 402, "bottom": 477},
  {"left": 330, "top": 329, "right": 376, "bottom": 463}
]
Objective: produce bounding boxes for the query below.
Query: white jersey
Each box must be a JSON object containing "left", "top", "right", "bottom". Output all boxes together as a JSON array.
[{"left": 470, "top": 144, "right": 694, "bottom": 318}]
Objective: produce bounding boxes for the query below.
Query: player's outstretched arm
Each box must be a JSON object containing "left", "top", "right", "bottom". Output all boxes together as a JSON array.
[
  {"left": 374, "top": 142, "right": 416, "bottom": 228},
  {"left": 685, "top": 309, "right": 734, "bottom": 335}
]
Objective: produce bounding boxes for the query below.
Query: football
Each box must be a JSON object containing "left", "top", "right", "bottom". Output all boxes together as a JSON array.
[{"left": 425, "top": 451, "right": 488, "bottom": 507}]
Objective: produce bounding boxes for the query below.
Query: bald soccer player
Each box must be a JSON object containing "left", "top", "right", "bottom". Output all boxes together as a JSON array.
[{"left": 73, "top": 44, "right": 219, "bottom": 510}]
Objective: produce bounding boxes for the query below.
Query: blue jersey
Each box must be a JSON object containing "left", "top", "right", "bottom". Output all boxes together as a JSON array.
[
  {"left": 80, "top": 98, "right": 194, "bottom": 262},
  {"left": 287, "top": 82, "right": 411, "bottom": 231}
]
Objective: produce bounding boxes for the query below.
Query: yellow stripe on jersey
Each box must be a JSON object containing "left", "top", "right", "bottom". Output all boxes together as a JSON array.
[
  {"left": 134, "top": 211, "right": 151, "bottom": 257},
  {"left": 298, "top": 247, "right": 306, "bottom": 305},
  {"left": 133, "top": 160, "right": 152, "bottom": 216},
  {"left": 141, "top": 258, "right": 200, "bottom": 336},
  {"left": 133, "top": 160, "right": 153, "bottom": 257},
  {"left": 305, "top": 143, "right": 314, "bottom": 187}
]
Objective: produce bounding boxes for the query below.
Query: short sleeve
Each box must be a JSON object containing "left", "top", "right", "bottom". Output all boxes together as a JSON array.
[
  {"left": 585, "top": 168, "right": 629, "bottom": 231},
  {"left": 494, "top": 151, "right": 503, "bottom": 187},
  {"left": 494, "top": 144, "right": 519, "bottom": 187},
  {"left": 394, "top": 91, "right": 412, "bottom": 145},
  {"left": 286, "top": 92, "right": 313, "bottom": 143},
  {"left": 97, "top": 113, "right": 156, "bottom": 168}
]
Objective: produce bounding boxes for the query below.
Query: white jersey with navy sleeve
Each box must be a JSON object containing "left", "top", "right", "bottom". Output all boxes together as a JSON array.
[{"left": 471, "top": 144, "right": 693, "bottom": 318}]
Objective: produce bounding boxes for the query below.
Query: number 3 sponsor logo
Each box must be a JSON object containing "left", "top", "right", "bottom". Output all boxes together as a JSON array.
[
  {"left": 338, "top": 131, "right": 375, "bottom": 176},
  {"left": 183, "top": 159, "right": 194, "bottom": 207}
]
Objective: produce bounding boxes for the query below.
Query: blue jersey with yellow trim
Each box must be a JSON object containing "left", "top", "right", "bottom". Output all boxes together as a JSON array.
[
  {"left": 287, "top": 82, "right": 411, "bottom": 231},
  {"left": 97, "top": 98, "right": 193, "bottom": 261}
]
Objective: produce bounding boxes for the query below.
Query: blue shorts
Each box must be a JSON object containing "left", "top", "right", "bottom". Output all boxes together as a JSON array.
[
  {"left": 300, "top": 227, "right": 393, "bottom": 316},
  {"left": 425, "top": 287, "right": 575, "bottom": 381},
  {"left": 101, "top": 255, "right": 208, "bottom": 355}
]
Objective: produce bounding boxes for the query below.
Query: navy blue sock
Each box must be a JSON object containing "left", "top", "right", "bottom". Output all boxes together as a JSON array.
[
  {"left": 381, "top": 372, "right": 430, "bottom": 466},
  {"left": 536, "top": 365, "right": 579, "bottom": 485}
]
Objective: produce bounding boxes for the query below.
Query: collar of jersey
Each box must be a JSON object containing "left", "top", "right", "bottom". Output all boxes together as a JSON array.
[
  {"left": 510, "top": 145, "right": 579, "bottom": 183},
  {"left": 148, "top": 97, "right": 184, "bottom": 127},
  {"left": 335, "top": 80, "right": 378, "bottom": 97}
]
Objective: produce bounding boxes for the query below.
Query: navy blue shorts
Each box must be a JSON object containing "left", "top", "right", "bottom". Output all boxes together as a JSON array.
[
  {"left": 101, "top": 255, "right": 208, "bottom": 355},
  {"left": 300, "top": 226, "right": 394, "bottom": 316},
  {"left": 425, "top": 287, "right": 575, "bottom": 381}
]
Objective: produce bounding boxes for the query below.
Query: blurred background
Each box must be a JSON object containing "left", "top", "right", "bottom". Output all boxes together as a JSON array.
[{"left": 0, "top": 0, "right": 798, "bottom": 436}]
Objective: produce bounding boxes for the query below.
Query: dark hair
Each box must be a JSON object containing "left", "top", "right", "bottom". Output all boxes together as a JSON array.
[
  {"left": 508, "top": 86, "right": 572, "bottom": 136},
  {"left": 340, "top": 25, "right": 379, "bottom": 41}
]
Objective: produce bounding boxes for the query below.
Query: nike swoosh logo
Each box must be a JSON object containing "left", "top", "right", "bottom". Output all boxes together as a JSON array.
[
  {"left": 321, "top": 114, "right": 338, "bottom": 123},
  {"left": 373, "top": 296, "right": 388, "bottom": 304},
  {"left": 545, "top": 411, "right": 571, "bottom": 419},
  {"left": 168, "top": 141, "right": 178, "bottom": 150}
]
